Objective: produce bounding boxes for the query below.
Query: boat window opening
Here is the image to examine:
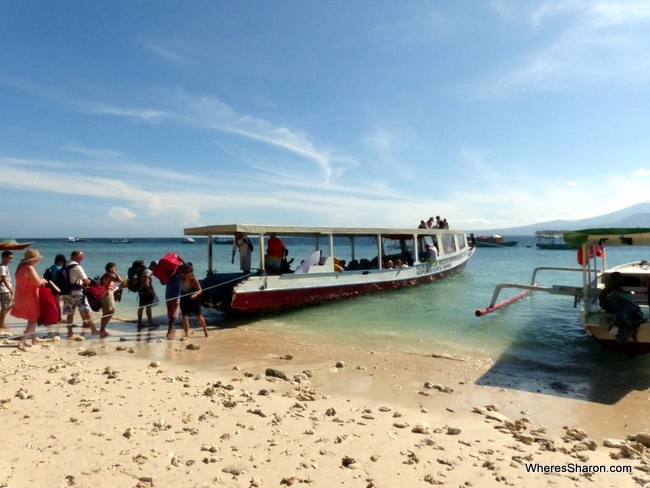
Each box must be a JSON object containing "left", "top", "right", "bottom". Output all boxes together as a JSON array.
[
  {"left": 457, "top": 234, "right": 467, "bottom": 250},
  {"left": 441, "top": 234, "right": 457, "bottom": 254}
]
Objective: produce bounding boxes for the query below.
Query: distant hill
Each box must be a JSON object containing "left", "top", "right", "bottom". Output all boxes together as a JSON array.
[{"left": 477, "top": 202, "right": 650, "bottom": 235}]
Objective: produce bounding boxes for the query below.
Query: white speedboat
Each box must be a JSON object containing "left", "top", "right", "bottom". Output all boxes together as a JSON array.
[
  {"left": 479, "top": 228, "right": 650, "bottom": 357},
  {"left": 185, "top": 223, "right": 475, "bottom": 315}
]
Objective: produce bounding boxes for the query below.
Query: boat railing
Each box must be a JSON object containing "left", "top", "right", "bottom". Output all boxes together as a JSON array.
[
  {"left": 529, "top": 265, "right": 585, "bottom": 285},
  {"left": 476, "top": 265, "right": 593, "bottom": 317}
]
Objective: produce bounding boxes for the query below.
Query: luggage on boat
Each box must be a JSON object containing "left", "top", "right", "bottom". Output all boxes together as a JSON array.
[{"left": 154, "top": 253, "right": 183, "bottom": 285}]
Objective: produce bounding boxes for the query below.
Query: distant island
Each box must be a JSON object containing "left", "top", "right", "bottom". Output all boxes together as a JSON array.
[{"left": 477, "top": 201, "right": 650, "bottom": 236}]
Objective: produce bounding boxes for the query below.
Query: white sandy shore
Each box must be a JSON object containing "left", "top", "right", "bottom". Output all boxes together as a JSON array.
[{"left": 1, "top": 310, "right": 649, "bottom": 488}]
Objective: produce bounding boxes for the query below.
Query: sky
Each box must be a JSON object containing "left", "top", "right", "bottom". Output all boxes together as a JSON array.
[{"left": 3, "top": 1, "right": 650, "bottom": 238}]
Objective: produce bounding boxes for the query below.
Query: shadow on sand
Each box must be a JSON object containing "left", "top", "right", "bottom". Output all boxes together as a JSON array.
[{"left": 475, "top": 306, "right": 650, "bottom": 405}]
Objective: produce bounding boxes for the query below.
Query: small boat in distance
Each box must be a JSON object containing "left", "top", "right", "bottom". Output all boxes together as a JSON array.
[
  {"left": 478, "top": 228, "right": 650, "bottom": 357},
  {"left": 475, "top": 234, "right": 518, "bottom": 248},
  {"left": 535, "top": 231, "right": 572, "bottom": 250},
  {"left": 0, "top": 238, "right": 34, "bottom": 251},
  {"left": 213, "top": 236, "right": 234, "bottom": 245},
  {"left": 181, "top": 237, "right": 196, "bottom": 244},
  {"left": 68, "top": 237, "right": 90, "bottom": 243},
  {"left": 185, "top": 223, "right": 475, "bottom": 315},
  {"left": 110, "top": 238, "right": 134, "bottom": 244}
]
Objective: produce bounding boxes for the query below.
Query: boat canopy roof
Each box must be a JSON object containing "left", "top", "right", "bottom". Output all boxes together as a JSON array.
[
  {"left": 564, "top": 228, "right": 650, "bottom": 247},
  {"left": 184, "top": 224, "right": 460, "bottom": 240}
]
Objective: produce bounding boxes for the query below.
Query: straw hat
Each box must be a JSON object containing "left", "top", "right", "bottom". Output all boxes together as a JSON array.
[{"left": 21, "top": 249, "right": 44, "bottom": 263}]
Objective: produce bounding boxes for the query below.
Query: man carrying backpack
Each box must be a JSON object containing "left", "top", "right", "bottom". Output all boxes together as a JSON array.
[
  {"left": 61, "top": 250, "right": 100, "bottom": 338},
  {"left": 137, "top": 260, "right": 159, "bottom": 331}
]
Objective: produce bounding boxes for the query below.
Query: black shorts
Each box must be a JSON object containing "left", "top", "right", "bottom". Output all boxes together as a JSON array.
[
  {"left": 180, "top": 295, "right": 202, "bottom": 316},
  {"left": 138, "top": 292, "right": 155, "bottom": 307}
]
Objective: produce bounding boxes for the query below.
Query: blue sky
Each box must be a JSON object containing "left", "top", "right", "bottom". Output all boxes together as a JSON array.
[{"left": 2, "top": 1, "right": 650, "bottom": 237}]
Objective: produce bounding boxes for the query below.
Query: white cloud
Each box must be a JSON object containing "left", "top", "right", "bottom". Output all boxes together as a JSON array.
[
  {"left": 108, "top": 206, "right": 136, "bottom": 220},
  {"left": 483, "top": 0, "right": 650, "bottom": 96}
]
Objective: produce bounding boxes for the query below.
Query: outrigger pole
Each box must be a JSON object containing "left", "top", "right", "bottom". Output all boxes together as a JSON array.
[
  {"left": 475, "top": 266, "right": 587, "bottom": 317},
  {"left": 475, "top": 284, "right": 539, "bottom": 317}
]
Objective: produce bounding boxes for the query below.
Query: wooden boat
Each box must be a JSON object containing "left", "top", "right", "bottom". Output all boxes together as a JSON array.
[
  {"left": 535, "top": 231, "right": 572, "bottom": 250},
  {"left": 477, "top": 228, "right": 650, "bottom": 357},
  {"left": 475, "top": 234, "right": 518, "bottom": 248},
  {"left": 185, "top": 224, "right": 475, "bottom": 315},
  {"left": 0, "top": 238, "right": 33, "bottom": 251}
]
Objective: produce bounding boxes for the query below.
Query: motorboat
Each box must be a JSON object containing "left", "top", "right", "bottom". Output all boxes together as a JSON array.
[
  {"left": 0, "top": 238, "right": 33, "bottom": 251},
  {"left": 185, "top": 223, "right": 475, "bottom": 315},
  {"left": 478, "top": 228, "right": 650, "bottom": 357},
  {"left": 535, "top": 231, "right": 572, "bottom": 250},
  {"left": 67, "top": 237, "right": 90, "bottom": 242},
  {"left": 181, "top": 237, "right": 196, "bottom": 244},
  {"left": 110, "top": 238, "right": 134, "bottom": 244},
  {"left": 213, "top": 236, "right": 234, "bottom": 245},
  {"left": 475, "top": 234, "right": 518, "bottom": 248}
]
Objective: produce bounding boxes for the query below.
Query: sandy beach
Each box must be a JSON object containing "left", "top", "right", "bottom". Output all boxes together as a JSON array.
[{"left": 1, "top": 310, "right": 649, "bottom": 488}]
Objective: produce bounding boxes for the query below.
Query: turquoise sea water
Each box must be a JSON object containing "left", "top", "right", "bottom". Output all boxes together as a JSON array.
[{"left": 10, "top": 235, "right": 650, "bottom": 403}]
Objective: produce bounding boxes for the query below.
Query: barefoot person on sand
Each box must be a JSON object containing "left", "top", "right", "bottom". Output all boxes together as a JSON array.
[
  {"left": 11, "top": 249, "right": 48, "bottom": 350},
  {"left": 99, "top": 262, "right": 123, "bottom": 338},
  {"left": 0, "top": 250, "right": 14, "bottom": 329},
  {"left": 179, "top": 264, "right": 209, "bottom": 340},
  {"left": 62, "top": 250, "right": 100, "bottom": 338}
]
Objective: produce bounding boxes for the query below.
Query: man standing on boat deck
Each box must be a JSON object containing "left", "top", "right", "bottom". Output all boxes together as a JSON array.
[
  {"left": 266, "top": 233, "right": 286, "bottom": 274},
  {"left": 231, "top": 232, "right": 252, "bottom": 274}
]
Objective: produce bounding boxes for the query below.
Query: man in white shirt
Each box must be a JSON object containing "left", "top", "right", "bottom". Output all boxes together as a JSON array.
[
  {"left": 62, "top": 250, "right": 99, "bottom": 338},
  {"left": 231, "top": 232, "right": 252, "bottom": 274},
  {"left": 0, "top": 251, "right": 14, "bottom": 329}
]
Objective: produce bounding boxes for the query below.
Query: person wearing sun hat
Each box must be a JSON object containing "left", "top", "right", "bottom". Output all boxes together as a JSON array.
[{"left": 10, "top": 249, "right": 48, "bottom": 351}]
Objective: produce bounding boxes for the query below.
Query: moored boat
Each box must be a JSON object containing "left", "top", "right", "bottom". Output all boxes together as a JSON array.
[
  {"left": 475, "top": 234, "right": 518, "bottom": 248},
  {"left": 478, "top": 228, "right": 650, "bottom": 357},
  {"left": 213, "top": 236, "right": 234, "bottom": 245},
  {"left": 535, "top": 231, "right": 572, "bottom": 250},
  {"left": 0, "top": 238, "right": 34, "bottom": 251},
  {"left": 185, "top": 224, "right": 475, "bottom": 315}
]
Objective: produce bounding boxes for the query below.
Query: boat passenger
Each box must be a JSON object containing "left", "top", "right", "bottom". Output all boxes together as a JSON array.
[
  {"left": 425, "top": 244, "right": 438, "bottom": 262},
  {"left": 599, "top": 272, "right": 645, "bottom": 343},
  {"left": 266, "top": 233, "right": 286, "bottom": 274}
]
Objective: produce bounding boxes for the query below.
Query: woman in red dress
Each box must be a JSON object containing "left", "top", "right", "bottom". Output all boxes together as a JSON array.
[{"left": 11, "top": 249, "right": 47, "bottom": 350}]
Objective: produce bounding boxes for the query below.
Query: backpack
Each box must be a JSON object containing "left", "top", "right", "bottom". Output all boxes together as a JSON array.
[
  {"left": 85, "top": 280, "right": 108, "bottom": 312},
  {"left": 56, "top": 263, "right": 79, "bottom": 296},
  {"left": 127, "top": 260, "right": 147, "bottom": 292}
]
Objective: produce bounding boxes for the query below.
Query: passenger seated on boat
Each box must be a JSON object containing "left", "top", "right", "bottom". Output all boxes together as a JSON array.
[
  {"left": 600, "top": 272, "right": 644, "bottom": 343},
  {"left": 346, "top": 260, "right": 359, "bottom": 271}
]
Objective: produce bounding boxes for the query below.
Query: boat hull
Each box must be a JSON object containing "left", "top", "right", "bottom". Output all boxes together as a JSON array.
[
  {"left": 219, "top": 256, "right": 469, "bottom": 314},
  {"left": 583, "top": 319, "right": 650, "bottom": 357},
  {"left": 0, "top": 242, "right": 33, "bottom": 251},
  {"left": 536, "top": 244, "right": 571, "bottom": 250},
  {"left": 476, "top": 241, "right": 518, "bottom": 248}
]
